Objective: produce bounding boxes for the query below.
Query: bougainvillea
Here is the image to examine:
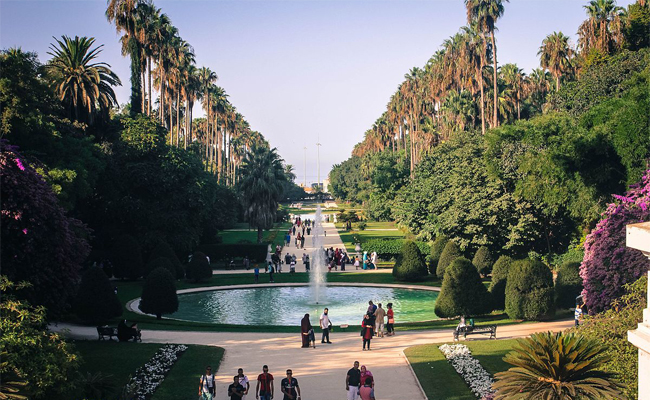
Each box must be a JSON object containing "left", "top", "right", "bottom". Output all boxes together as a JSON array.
[
  {"left": 1, "top": 142, "right": 89, "bottom": 318},
  {"left": 580, "top": 167, "right": 650, "bottom": 313}
]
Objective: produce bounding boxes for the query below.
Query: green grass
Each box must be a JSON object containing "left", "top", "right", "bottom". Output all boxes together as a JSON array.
[
  {"left": 219, "top": 222, "right": 291, "bottom": 249},
  {"left": 337, "top": 225, "right": 408, "bottom": 253}
]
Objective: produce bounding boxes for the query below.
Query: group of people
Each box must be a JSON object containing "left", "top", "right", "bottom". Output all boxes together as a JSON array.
[
  {"left": 300, "top": 307, "right": 334, "bottom": 348},
  {"left": 346, "top": 361, "right": 376, "bottom": 400},
  {"left": 199, "top": 365, "right": 300, "bottom": 400},
  {"left": 285, "top": 217, "right": 312, "bottom": 249},
  {"left": 324, "top": 247, "right": 351, "bottom": 272},
  {"left": 361, "top": 301, "right": 395, "bottom": 350}
]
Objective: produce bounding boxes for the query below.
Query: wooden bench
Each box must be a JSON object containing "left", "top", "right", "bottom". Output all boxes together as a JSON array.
[
  {"left": 453, "top": 325, "right": 497, "bottom": 341},
  {"left": 96, "top": 326, "right": 118, "bottom": 341}
]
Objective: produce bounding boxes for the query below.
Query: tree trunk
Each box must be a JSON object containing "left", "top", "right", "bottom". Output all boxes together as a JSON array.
[
  {"left": 148, "top": 57, "right": 152, "bottom": 116},
  {"left": 159, "top": 57, "right": 165, "bottom": 123},
  {"left": 257, "top": 227, "right": 263, "bottom": 244},
  {"left": 169, "top": 100, "right": 173, "bottom": 144},
  {"left": 142, "top": 69, "right": 146, "bottom": 113},
  {"left": 129, "top": 37, "right": 142, "bottom": 116},
  {"left": 176, "top": 89, "right": 181, "bottom": 147},
  {"left": 478, "top": 65, "right": 486, "bottom": 135},
  {"left": 556, "top": 75, "right": 560, "bottom": 92},
  {"left": 491, "top": 30, "right": 498, "bottom": 127},
  {"left": 217, "top": 124, "right": 223, "bottom": 180}
]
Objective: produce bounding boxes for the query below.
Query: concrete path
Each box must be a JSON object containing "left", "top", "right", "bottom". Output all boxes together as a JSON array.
[{"left": 52, "top": 319, "right": 573, "bottom": 400}]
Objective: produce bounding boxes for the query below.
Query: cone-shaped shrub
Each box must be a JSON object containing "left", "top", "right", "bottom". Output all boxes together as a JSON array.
[
  {"left": 555, "top": 261, "right": 583, "bottom": 309},
  {"left": 111, "top": 234, "right": 143, "bottom": 280},
  {"left": 186, "top": 251, "right": 212, "bottom": 282},
  {"left": 472, "top": 246, "right": 493, "bottom": 277},
  {"left": 429, "top": 235, "right": 449, "bottom": 275},
  {"left": 149, "top": 241, "right": 184, "bottom": 279},
  {"left": 139, "top": 267, "right": 178, "bottom": 320},
  {"left": 434, "top": 257, "right": 493, "bottom": 318},
  {"left": 144, "top": 257, "right": 175, "bottom": 278},
  {"left": 75, "top": 267, "right": 122, "bottom": 324},
  {"left": 505, "top": 259, "right": 555, "bottom": 320},
  {"left": 489, "top": 255, "right": 514, "bottom": 310},
  {"left": 437, "top": 240, "right": 461, "bottom": 279},
  {"left": 392, "top": 240, "right": 428, "bottom": 281}
]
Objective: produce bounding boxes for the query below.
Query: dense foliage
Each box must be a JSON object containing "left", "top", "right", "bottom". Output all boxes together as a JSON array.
[
  {"left": 505, "top": 259, "right": 555, "bottom": 320},
  {"left": 145, "top": 257, "right": 176, "bottom": 278},
  {"left": 148, "top": 241, "right": 184, "bottom": 279},
  {"left": 434, "top": 258, "right": 492, "bottom": 318},
  {"left": 186, "top": 251, "right": 212, "bottom": 282},
  {"left": 197, "top": 243, "right": 269, "bottom": 263},
  {"left": 555, "top": 262, "right": 583, "bottom": 309},
  {"left": 392, "top": 240, "right": 428, "bottom": 282},
  {"left": 139, "top": 267, "right": 179, "bottom": 320},
  {"left": 428, "top": 235, "right": 448, "bottom": 275},
  {"left": 362, "top": 238, "right": 430, "bottom": 261},
  {"left": 489, "top": 255, "right": 514, "bottom": 310},
  {"left": 111, "top": 234, "right": 144, "bottom": 280},
  {"left": 472, "top": 246, "right": 493, "bottom": 276},
  {"left": 74, "top": 267, "right": 122, "bottom": 324},
  {"left": 437, "top": 241, "right": 462, "bottom": 279}
]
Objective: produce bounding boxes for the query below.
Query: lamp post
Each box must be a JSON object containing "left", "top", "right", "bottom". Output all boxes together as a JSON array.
[
  {"left": 316, "top": 137, "right": 321, "bottom": 190},
  {"left": 304, "top": 146, "right": 307, "bottom": 188}
]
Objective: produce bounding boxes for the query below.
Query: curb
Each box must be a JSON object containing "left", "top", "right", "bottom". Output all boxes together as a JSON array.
[{"left": 402, "top": 350, "right": 428, "bottom": 400}]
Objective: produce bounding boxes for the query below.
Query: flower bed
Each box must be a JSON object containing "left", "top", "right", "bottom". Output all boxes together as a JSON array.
[
  {"left": 438, "top": 343, "right": 494, "bottom": 399},
  {"left": 126, "top": 344, "right": 188, "bottom": 399}
]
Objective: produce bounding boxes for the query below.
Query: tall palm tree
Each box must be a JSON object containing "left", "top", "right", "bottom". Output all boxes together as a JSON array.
[
  {"left": 135, "top": 0, "right": 158, "bottom": 116},
  {"left": 460, "top": 24, "right": 488, "bottom": 134},
  {"left": 150, "top": 11, "right": 174, "bottom": 124},
  {"left": 526, "top": 68, "right": 551, "bottom": 113},
  {"left": 493, "top": 331, "right": 622, "bottom": 400},
  {"left": 198, "top": 67, "right": 218, "bottom": 154},
  {"left": 46, "top": 35, "right": 121, "bottom": 124},
  {"left": 578, "top": 0, "right": 625, "bottom": 55},
  {"left": 538, "top": 32, "right": 573, "bottom": 91},
  {"left": 500, "top": 63, "right": 524, "bottom": 120},
  {"left": 238, "top": 145, "right": 287, "bottom": 243}
]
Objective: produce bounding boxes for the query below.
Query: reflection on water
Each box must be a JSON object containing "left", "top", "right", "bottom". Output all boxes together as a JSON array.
[{"left": 173, "top": 286, "right": 439, "bottom": 326}]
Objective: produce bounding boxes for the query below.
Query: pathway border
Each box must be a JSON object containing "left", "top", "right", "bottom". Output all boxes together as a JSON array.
[{"left": 401, "top": 350, "right": 429, "bottom": 400}]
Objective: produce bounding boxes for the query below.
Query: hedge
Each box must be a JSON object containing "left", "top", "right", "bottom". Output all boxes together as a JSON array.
[
  {"left": 437, "top": 241, "right": 462, "bottom": 279},
  {"left": 555, "top": 261, "right": 583, "bottom": 309},
  {"left": 434, "top": 257, "right": 493, "bottom": 318},
  {"left": 197, "top": 243, "right": 268, "bottom": 263},
  {"left": 428, "top": 236, "right": 449, "bottom": 275},
  {"left": 74, "top": 267, "right": 122, "bottom": 324},
  {"left": 392, "top": 240, "right": 428, "bottom": 281},
  {"left": 139, "top": 267, "right": 178, "bottom": 320},
  {"left": 362, "top": 239, "right": 430, "bottom": 261},
  {"left": 148, "top": 241, "right": 184, "bottom": 279},
  {"left": 186, "top": 251, "right": 212, "bottom": 282},
  {"left": 111, "top": 234, "right": 143, "bottom": 280},
  {"left": 472, "top": 246, "right": 493, "bottom": 277},
  {"left": 505, "top": 259, "right": 555, "bottom": 320},
  {"left": 489, "top": 255, "right": 514, "bottom": 310}
]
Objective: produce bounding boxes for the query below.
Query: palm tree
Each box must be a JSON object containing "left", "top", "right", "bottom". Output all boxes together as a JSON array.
[
  {"left": 198, "top": 67, "right": 218, "bottom": 155},
  {"left": 46, "top": 35, "right": 121, "bottom": 124},
  {"left": 538, "top": 32, "right": 573, "bottom": 91},
  {"left": 526, "top": 68, "right": 551, "bottom": 113},
  {"left": 460, "top": 24, "right": 489, "bottom": 134},
  {"left": 500, "top": 63, "right": 524, "bottom": 120},
  {"left": 465, "top": 0, "right": 508, "bottom": 127},
  {"left": 238, "top": 145, "right": 287, "bottom": 243},
  {"left": 150, "top": 11, "right": 174, "bottom": 124},
  {"left": 492, "top": 331, "right": 622, "bottom": 400},
  {"left": 135, "top": 1, "right": 158, "bottom": 116},
  {"left": 578, "top": 0, "right": 625, "bottom": 55}
]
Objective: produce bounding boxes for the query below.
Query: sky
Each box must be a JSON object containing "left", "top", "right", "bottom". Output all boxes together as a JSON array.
[{"left": 0, "top": 0, "right": 636, "bottom": 186}]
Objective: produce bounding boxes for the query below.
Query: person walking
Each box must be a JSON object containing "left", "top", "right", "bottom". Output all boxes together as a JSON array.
[
  {"left": 354, "top": 257, "right": 360, "bottom": 270},
  {"left": 320, "top": 308, "right": 333, "bottom": 344},
  {"left": 292, "top": 226, "right": 296, "bottom": 236},
  {"left": 301, "top": 314, "right": 315, "bottom": 348},
  {"left": 361, "top": 315, "right": 373, "bottom": 350},
  {"left": 254, "top": 265, "right": 260, "bottom": 283},
  {"left": 280, "top": 370, "right": 301, "bottom": 400},
  {"left": 386, "top": 303, "right": 395, "bottom": 336},
  {"left": 575, "top": 302, "right": 584, "bottom": 327},
  {"left": 359, "top": 377, "right": 376, "bottom": 400},
  {"left": 198, "top": 366, "right": 216, "bottom": 400},
  {"left": 345, "top": 361, "right": 361, "bottom": 400},
  {"left": 374, "top": 303, "right": 386, "bottom": 338},
  {"left": 238, "top": 368, "right": 250, "bottom": 400},
  {"left": 228, "top": 375, "right": 245, "bottom": 400},
  {"left": 256, "top": 365, "right": 274, "bottom": 400},
  {"left": 304, "top": 254, "right": 310, "bottom": 271},
  {"left": 290, "top": 259, "right": 296, "bottom": 274},
  {"left": 285, "top": 233, "right": 291, "bottom": 247},
  {"left": 268, "top": 262, "right": 275, "bottom": 283},
  {"left": 243, "top": 256, "right": 250, "bottom": 270},
  {"left": 300, "top": 235, "right": 305, "bottom": 249}
]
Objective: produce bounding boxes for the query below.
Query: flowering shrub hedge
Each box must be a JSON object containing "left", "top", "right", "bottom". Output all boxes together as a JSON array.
[
  {"left": 439, "top": 343, "right": 494, "bottom": 398},
  {"left": 580, "top": 168, "right": 650, "bottom": 313},
  {"left": 127, "top": 344, "right": 188, "bottom": 399}
]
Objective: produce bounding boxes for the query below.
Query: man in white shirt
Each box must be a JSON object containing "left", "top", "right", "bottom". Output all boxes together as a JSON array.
[
  {"left": 320, "top": 308, "right": 333, "bottom": 344},
  {"left": 198, "top": 366, "right": 216, "bottom": 399},
  {"left": 238, "top": 368, "right": 250, "bottom": 400}
]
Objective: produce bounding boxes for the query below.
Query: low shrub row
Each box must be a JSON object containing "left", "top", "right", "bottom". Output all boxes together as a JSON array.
[
  {"left": 363, "top": 239, "right": 430, "bottom": 260},
  {"left": 197, "top": 243, "right": 268, "bottom": 263}
]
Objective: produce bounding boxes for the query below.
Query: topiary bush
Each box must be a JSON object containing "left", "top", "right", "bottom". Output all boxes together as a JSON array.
[
  {"left": 363, "top": 239, "right": 430, "bottom": 261},
  {"left": 392, "top": 240, "right": 428, "bottom": 281},
  {"left": 555, "top": 261, "right": 583, "bottom": 309},
  {"left": 437, "top": 240, "right": 462, "bottom": 279},
  {"left": 186, "top": 251, "right": 212, "bottom": 282},
  {"left": 472, "top": 246, "right": 493, "bottom": 277},
  {"left": 489, "top": 255, "right": 514, "bottom": 310},
  {"left": 429, "top": 235, "right": 449, "bottom": 275},
  {"left": 505, "top": 259, "right": 555, "bottom": 320},
  {"left": 149, "top": 241, "right": 184, "bottom": 279},
  {"left": 139, "top": 267, "right": 178, "bottom": 320},
  {"left": 434, "top": 257, "right": 493, "bottom": 318},
  {"left": 74, "top": 267, "right": 122, "bottom": 325},
  {"left": 144, "top": 257, "right": 175, "bottom": 278},
  {"left": 111, "top": 234, "right": 143, "bottom": 280}
]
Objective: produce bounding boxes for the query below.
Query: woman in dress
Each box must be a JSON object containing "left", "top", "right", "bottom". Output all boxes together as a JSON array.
[
  {"left": 386, "top": 303, "right": 395, "bottom": 336},
  {"left": 360, "top": 365, "right": 374, "bottom": 388},
  {"left": 361, "top": 314, "right": 373, "bottom": 350},
  {"left": 301, "top": 314, "right": 315, "bottom": 348}
]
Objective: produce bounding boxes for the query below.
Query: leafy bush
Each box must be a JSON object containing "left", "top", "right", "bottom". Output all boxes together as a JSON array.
[
  {"left": 144, "top": 257, "right": 175, "bottom": 278},
  {"left": 434, "top": 257, "right": 492, "bottom": 318},
  {"left": 505, "top": 259, "right": 555, "bottom": 320},
  {"left": 148, "top": 241, "right": 184, "bottom": 279},
  {"left": 428, "top": 236, "right": 448, "bottom": 275},
  {"left": 437, "top": 241, "right": 462, "bottom": 279},
  {"left": 362, "top": 239, "right": 430, "bottom": 261},
  {"left": 197, "top": 243, "right": 268, "bottom": 263},
  {"left": 186, "top": 251, "right": 212, "bottom": 282},
  {"left": 555, "top": 261, "right": 583, "bottom": 309},
  {"left": 111, "top": 234, "right": 143, "bottom": 280},
  {"left": 139, "top": 267, "right": 178, "bottom": 320},
  {"left": 472, "top": 246, "right": 493, "bottom": 276},
  {"left": 392, "top": 240, "right": 428, "bottom": 282},
  {"left": 74, "top": 267, "right": 122, "bottom": 325},
  {"left": 489, "top": 255, "right": 514, "bottom": 310},
  {"left": 357, "top": 221, "right": 367, "bottom": 231}
]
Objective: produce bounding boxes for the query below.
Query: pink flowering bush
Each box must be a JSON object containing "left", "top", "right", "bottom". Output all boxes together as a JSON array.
[{"left": 580, "top": 168, "right": 650, "bottom": 313}]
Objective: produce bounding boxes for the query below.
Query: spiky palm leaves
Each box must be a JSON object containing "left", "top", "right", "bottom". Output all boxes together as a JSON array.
[
  {"left": 493, "top": 331, "right": 622, "bottom": 400},
  {"left": 538, "top": 32, "right": 573, "bottom": 91},
  {"left": 578, "top": 0, "right": 625, "bottom": 55}
]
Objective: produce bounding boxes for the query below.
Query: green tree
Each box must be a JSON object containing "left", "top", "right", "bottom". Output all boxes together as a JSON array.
[
  {"left": 624, "top": 1, "right": 650, "bottom": 50},
  {"left": 555, "top": 261, "right": 583, "bottom": 309},
  {"left": 428, "top": 235, "right": 449, "bottom": 275},
  {"left": 74, "top": 267, "right": 122, "bottom": 325},
  {"left": 148, "top": 241, "right": 183, "bottom": 279},
  {"left": 434, "top": 257, "right": 492, "bottom": 318},
  {"left": 472, "top": 246, "right": 493, "bottom": 276},
  {"left": 578, "top": 0, "right": 625, "bottom": 55},
  {"left": 436, "top": 240, "right": 462, "bottom": 279},
  {"left": 144, "top": 257, "right": 175, "bottom": 278},
  {"left": 493, "top": 331, "right": 622, "bottom": 399},
  {"left": 186, "top": 251, "right": 212, "bottom": 282},
  {"left": 505, "top": 259, "right": 555, "bottom": 320},
  {"left": 538, "top": 31, "right": 572, "bottom": 91},
  {"left": 139, "top": 267, "right": 178, "bottom": 320},
  {"left": 392, "top": 240, "right": 428, "bottom": 281},
  {"left": 111, "top": 234, "right": 143, "bottom": 280},
  {"left": 489, "top": 255, "right": 513, "bottom": 310}
]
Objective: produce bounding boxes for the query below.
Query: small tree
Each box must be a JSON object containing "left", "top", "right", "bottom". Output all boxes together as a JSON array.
[
  {"left": 74, "top": 267, "right": 122, "bottom": 325},
  {"left": 437, "top": 240, "right": 462, "bottom": 279},
  {"left": 392, "top": 240, "right": 428, "bottom": 281},
  {"left": 434, "top": 257, "right": 492, "bottom": 318},
  {"left": 555, "top": 261, "right": 583, "bottom": 309},
  {"left": 144, "top": 257, "right": 175, "bottom": 278},
  {"left": 186, "top": 251, "right": 212, "bottom": 282},
  {"left": 429, "top": 235, "right": 449, "bottom": 275},
  {"left": 111, "top": 234, "right": 143, "bottom": 280},
  {"left": 139, "top": 267, "right": 178, "bottom": 320},
  {"left": 472, "top": 246, "right": 493, "bottom": 277},
  {"left": 505, "top": 259, "right": 555, "bottom": 320},
  {"left": 489, "top": 255, "right": 514, "bottom": 310},
  {"left": 148, "top": 241, "right": 184, "bottom": 279}
]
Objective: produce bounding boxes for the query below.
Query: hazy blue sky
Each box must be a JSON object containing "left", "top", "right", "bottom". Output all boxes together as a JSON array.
[{"left": 0, "top": 0, "right": 635, "bottom": 185}]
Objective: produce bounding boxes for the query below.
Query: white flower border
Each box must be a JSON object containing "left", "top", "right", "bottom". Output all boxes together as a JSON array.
[
  {"left": 438, "top": 343, "right": 494, "bottom": 399},
  {"left": 127, "top": 344, "right": 188, "bottom": 399}
]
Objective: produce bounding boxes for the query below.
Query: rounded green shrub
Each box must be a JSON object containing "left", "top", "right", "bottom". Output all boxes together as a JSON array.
[
  {"left": 555, "top": 261, "right": 583, "bottom": 309},
  {"left": 74, "top": 267, "right": 122, "bottom": 324},
  {"left": 472, "top": 246, "right": 493, "bottom": 277},
  {"left": 186, "top": 251, "right": 212, "bottom": 282},
  {"left": 111, "top": 234, "right": 143, "bottom": 280},
  {"left": 489, "top": 255, "right": 514, "bottom": 310},
  {"left": 505, "top": 259, "right": 555, "bottom": 320},
  {"left": 139, "top": 267, "right": 178, "bottom": 320},
  {"left": 392, "top": 240, "right": 428, "bottom": 281},
  {"left": 436, "top": 240, "right": 462, "bottom": 279},
  {"left": 429, "top": 235, "right": 449, "bottom": 275},
  {"left": 434, "top": 257, "right": 493, "bottom": 318},
  {"left": 144, "top": 257, "right": 175, "bottom": 278},
  {"left": 149, "top": 241, "right": 184, "bottom": 279}
]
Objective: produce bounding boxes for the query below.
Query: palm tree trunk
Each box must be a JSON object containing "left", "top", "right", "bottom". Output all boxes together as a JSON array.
[
  {"left": 556, "top": 75, "right": 560, "bottom": 91},
  {"left": 491, "top": 30, "right": 498, "bottom": 127},
  {"left": 169, "top": 99, "right": 173, "bottom": 144},
  {"left": 184, "top": 99, "right": 189, "bottom": 149},
  {"left": 257, "top": 227, "right": 263, "bottom": 244},
  {"left": 478, "top": 65, "right": 486, "bottom": 135},
  {"left": 217, "top": 124, "right": 223, "bottom": 180},
  {"left": 148, "top": 57, "right": 152, "bottom": 116},
  {"left": 176, "top": 89, "right": 181, "bottom": 147},
  {"left": 142, "top": 69, "right": 146, "bottom": 113},
  {"left": 159, "top": 57, "right": 165, "bottom": 123}
]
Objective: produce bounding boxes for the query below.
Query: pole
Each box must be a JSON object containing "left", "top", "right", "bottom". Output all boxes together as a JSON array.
[
  {"left": 316, "top": 139, "right": 322, "bottom": 189},
  {"left": 303, "top": 146, "right": 307, "bottom": 188}
]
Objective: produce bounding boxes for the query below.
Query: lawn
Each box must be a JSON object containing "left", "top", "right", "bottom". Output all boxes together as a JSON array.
[
  {"left": 404, "top": 338, "right": 518, "bottom": 400},
  {"left": 219, "top": 222, "right": 291, "bottom": 249},
  {"left": 153, "top": 345, "right": 225, "bottom": 399},
  {"left": 336, "top": 221, "right": 409, "bottom": 253}
]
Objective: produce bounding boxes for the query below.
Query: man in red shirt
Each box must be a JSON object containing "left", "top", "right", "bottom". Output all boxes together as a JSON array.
[{"left": 256, "top": 365, "right": 274, "bottom": 400}]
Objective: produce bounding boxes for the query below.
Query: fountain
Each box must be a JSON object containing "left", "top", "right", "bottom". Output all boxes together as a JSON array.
[{"left": 309, "top": 205, "right": 328, "bottom": 304}]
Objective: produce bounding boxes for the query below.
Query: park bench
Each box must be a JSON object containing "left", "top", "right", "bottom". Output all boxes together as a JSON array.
[
  {"left": 96, "top": 325, "right": 118, "bottom": 341},
  {"left": 453, "top": 324, "right": 497, "bottom": 341}
]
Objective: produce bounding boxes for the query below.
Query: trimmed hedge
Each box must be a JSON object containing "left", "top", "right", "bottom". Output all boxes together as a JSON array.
[
  {"left": 434, "top": 257, "right": 493, "bottom": 318},
  {"left": 363, "top": 239, "right": 430, "bottom": 261},
  {"left": 428, "top": 236, "right": 449, "bottom": 275},
  {"left": 144, "top": 257, "right": 175, "bottom": 278},
  {"left": 505, "top": 259, "right": 555, "bottom": 320},
  {"left": 489, "top": 255, "right": 514, "bottom": 310},
  {"left": 197, "top": 243, "right": 268, "bottom": 263},
  {"left": 437, "top": 241, "right": 462, "bottom": 279},
  {"left": 148, "top": 241, "right": 184, "bottom": 279},
  {"left": 472, "top": 246, "right": 493, "bottom": 276},
  {"left": 111, "top": 234, "right": 143, "bottom": 280},
  {"left": 555, "top": 261, "right": 583, "bottom": 309},
  {"left": 139, "top": 267, "right": 178, "bottom": 320},
  {"left": 186, "top": 251, "right": 212, "bottom": 282},
  {"left": 392, "top": 240, "right": 428, "bottom": 281},
  {"left": 74, "top": 267, "right": 122, "bottom": 325}
]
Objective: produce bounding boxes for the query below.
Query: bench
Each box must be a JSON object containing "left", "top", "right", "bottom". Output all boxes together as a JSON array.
[
  {"left": 96, "top": 326, "right": 118, "bottom": 341},
  {"left": 453, "top": 325, "right": 497, "bottom": 341}
]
